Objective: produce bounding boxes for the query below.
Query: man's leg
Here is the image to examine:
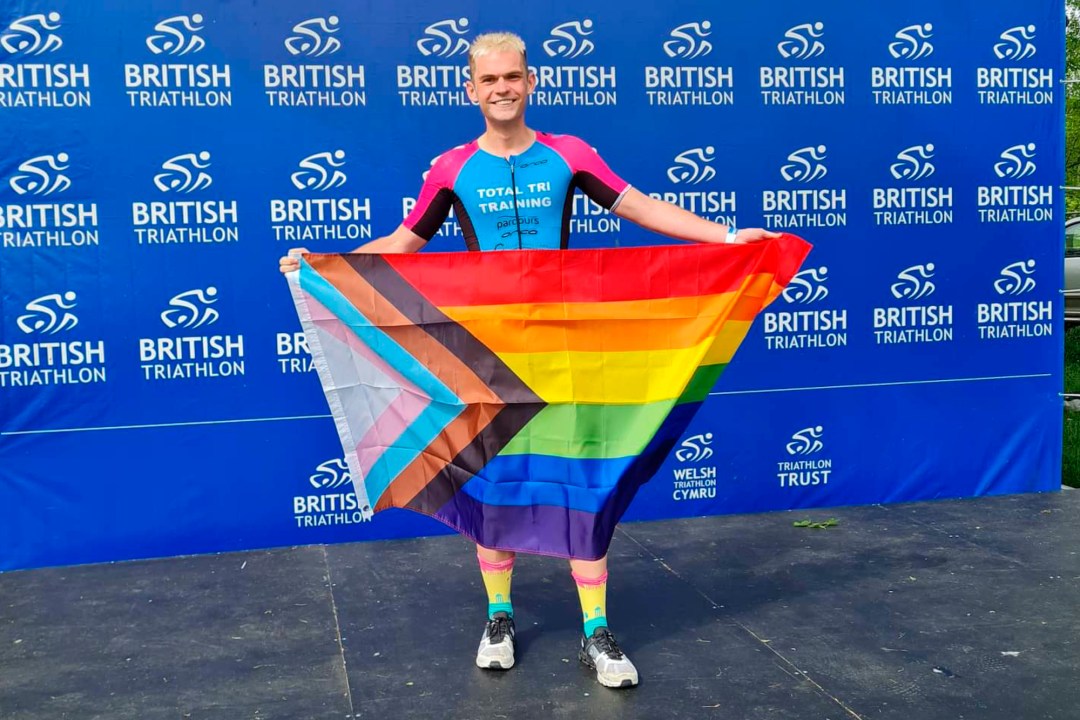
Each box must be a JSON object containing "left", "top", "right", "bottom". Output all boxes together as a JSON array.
[
  {"left": 475, "top": 544, "right": 516, "bottom": 670},
  {"left": 570, "top": 555, "right": 639, "bottom": 688}
]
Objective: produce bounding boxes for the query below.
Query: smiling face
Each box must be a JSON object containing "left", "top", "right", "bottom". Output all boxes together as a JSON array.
[{"left": 466, "top": 49, "right": 536, "bottom": 128}]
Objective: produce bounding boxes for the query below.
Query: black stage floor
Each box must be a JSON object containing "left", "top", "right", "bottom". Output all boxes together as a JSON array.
[{"left": 2, "top": 491, "right": 1079, "bottom": 720}]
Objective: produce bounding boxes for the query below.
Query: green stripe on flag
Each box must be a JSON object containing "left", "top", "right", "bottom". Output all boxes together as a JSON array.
[
  {"left": 677, "top": 364, "right": 726, "bottom": 404},
  {"left": 501, "top": 400, "right": 677, "bottom": 459}
]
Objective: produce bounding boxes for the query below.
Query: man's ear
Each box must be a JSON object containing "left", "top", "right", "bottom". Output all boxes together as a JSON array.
[{"left": 465, "top": 80, "right": 477, "bottom": 102}]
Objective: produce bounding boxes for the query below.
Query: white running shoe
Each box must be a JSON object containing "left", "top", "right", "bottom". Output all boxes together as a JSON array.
[
  {"left": 475, "top": 612, "right": 515, "bottom": 670},
  {"left": 579, "top": 627, "right": 639, "bottom": 688}
]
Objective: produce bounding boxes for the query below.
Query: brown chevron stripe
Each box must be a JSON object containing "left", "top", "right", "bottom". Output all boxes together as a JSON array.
[
  {"left": 348, "top": 254, "right": 543, "bottom": 406},
  {"left": 374, "top": 402, "right": 499, "bottom": 511},
  {"left": 405, "top": 400, "right": 546, "bottom": 514},
  {"left": 311, "top": 254, "right": 501, "bottom": 404},
  {"left": 308, "top": 253, "right": 545, "bottom": 510}
]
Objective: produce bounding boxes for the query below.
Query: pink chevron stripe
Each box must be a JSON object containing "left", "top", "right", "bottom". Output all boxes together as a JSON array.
[
  {"left": 302, "top": 291, "right": 434, "bottom": 477},
  {"left": 354, "top": 389, "right": 431, "bottom": 475},
  {"left": 306, "top": 292, "right": 426, "bottom": 402}
]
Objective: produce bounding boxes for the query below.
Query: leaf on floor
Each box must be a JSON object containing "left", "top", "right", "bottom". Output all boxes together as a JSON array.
[{"left": 793, "top": 518, "right": 839, "bottom": 529}]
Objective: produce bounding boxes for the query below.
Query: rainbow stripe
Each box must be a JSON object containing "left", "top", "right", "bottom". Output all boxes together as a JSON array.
[{"left": 288, "top": 234, "right": 810, "bottom": 559}]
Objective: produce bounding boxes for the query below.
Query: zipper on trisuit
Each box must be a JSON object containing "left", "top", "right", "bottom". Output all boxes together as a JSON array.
[{"left": 509, "top": 158, "right": 523, "bottom": 249}]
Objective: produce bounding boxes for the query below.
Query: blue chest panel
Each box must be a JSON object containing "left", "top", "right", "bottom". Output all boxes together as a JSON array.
[{"left": 454, "top": 143, "right": 573, "bottom": 250}]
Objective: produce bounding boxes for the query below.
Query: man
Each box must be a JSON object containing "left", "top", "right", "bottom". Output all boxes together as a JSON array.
[{"left": 280, "top": 31, "right": 777, "bottom": 689}]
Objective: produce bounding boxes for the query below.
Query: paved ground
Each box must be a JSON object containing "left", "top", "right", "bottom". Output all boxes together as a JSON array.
[{"left": 2, "top": 491, "right": 1078, "bottom": 719}]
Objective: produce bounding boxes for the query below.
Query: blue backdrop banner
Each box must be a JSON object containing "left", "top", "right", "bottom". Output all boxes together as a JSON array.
[{"left": 0, "top": 0, "right": 1064, "bottom": 570}]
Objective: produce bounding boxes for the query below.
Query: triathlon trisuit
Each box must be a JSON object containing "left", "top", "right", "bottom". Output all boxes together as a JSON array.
[{"left": 403, "top": 132, "right": 630, "bottom": 251}]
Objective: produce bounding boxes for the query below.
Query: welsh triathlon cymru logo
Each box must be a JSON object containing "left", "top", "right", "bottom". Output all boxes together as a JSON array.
[
  {"left": 780, "top": 146, "right": 828, "bottom": 183},
  {"left": 993, "top": 25, "right": 1036, "bottom": 61},
  {"left": 663, "top": 21, "right": 712, "bottom": 59},
  {"left": 891, "top": 264, "right": 936, "bottom": 301},
  {"left": 777, "top": 22, "right": 824, "bottom": 60},
  {"left": 993, "top": 143, "right": 1036, "bottom": 179},
  {"left": 786, "top": 426, "right": 824, "bottom": 455},
  {"left": 160, "top": 287, "right": 219, "bottom": 329},
  {"left": 146, "top": 14, "right": 205, "bottom": 56},
  {"left": 285, "top": 16, "right": 341, "bottom": 57},
  {"left": 9, "top": 153, "right": 70, "bottom": 195},
  {"left": 890, "top": 144, "right": 936, "bottom": 181},
  {"left": 543, "top": 19, "right": 595, "bottom": 59},
  {"left": 154, "top": 151, "right": 212, "bottom": 193},
  {"left": 675, "top": 433, "right": 714, "bottom": 462},
  {"left": 309, "top": 458, "right": 352, "bottom": 490},
  {"left": 17, "top": 291, "right": 78, "bottom": 334},
  {"left": 889, "top": 23, "right": 934, "bottom": 60},
  {"left": 667, "top": 147, "right": 716, "bottom": 185},
  {"left": 1, "top": 11, "right": 62, "bottom": 55},
  {"left": 416, "top": 18, "right": 470, "bottom": 58},
  {"left": 994, "top": 260, "right": 1036, "bottom": 296},
  {"left": 291, "top": 150, "right": 347, "bottom": 191},
  {"left": 783, "top": 267, "right": 829, "bottom": 304}
]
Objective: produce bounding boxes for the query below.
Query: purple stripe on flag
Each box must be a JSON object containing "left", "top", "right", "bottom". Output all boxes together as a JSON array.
[{"left": 433, "top": 492, "right": 613, "bottom": 560}]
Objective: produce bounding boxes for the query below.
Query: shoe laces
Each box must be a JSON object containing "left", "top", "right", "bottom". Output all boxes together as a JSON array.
[
  {"left": 590, "top": 628, "right": 624, "bottom": 660},
  {"left": 486, "top": 615, "right": 512, "bottom": 643}
]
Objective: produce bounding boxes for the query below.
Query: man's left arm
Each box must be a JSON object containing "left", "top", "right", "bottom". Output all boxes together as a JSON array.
[{"left": 614, "top": 187, "right": 777, "bottom": 244}]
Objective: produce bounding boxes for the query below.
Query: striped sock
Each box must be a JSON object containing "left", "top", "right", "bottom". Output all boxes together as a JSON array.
[
  {"left": 478, "top": 555, "right": 515, "bottom": 619},
  {"left": 572, "top": 570, "right": 609, "bottom": 636}
]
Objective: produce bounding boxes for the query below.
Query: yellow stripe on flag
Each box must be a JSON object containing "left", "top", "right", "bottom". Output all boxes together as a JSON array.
[{"left": 495, "top": 321, "right": 752, "bottom": 404}]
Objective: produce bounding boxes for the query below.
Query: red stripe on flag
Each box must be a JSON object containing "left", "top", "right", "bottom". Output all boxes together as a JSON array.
[{"left": 381, "top": 234, "right": 810, "bottom": 307}]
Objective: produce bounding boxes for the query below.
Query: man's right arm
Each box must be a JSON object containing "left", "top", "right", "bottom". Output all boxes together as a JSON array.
[{"left": 277, "top": 224, "right": 426, "bottom": 273}]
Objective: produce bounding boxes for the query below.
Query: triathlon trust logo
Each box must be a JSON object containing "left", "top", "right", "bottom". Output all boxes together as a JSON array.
[
  {"left": 889, "top": 23, "right": 934, "bottom": 60},
  {"left": 309, "top": 458, "right": 352, "bottom": 490},
  {"left": 10, "top": 153, "right": 72, "bottom": 195},
  {"left": 783, "top": 267, "right": 829, "bottom": 304},
  {"left": 675, "top": 433, "right": 714, "bottom": 462},
  {"left": 146, "top": 14, "right": 205, "bottom": 56},
  {"left": 0, "top": 11, "right": 62, "bottom": 55},
  {"left": 781, "top": 146, "right": 828, "bottom": 183},
  {"left": 891, "top": 264, "right": 936, "bottom": 300},
  {"left": 786, "top": 426, "right": 824, "bottom": 455},
  {"left": 993, "top": 25, "right": 1036, "bottom": 61},
  {"left": 160, "top": 287, "right": 219, "bottom": 329},
  {"left": 777, "top": 22, "right": 825, "bottom": 60},
  {"left": 285, "top": 16, "right": 341, "bottom": 57},
  {"left": 154, "top": 151, "right": 212, "bottom": 193},
  {"left": 890, "top": 144, "right": 936, "bottom": 182},
  {"left": 667, "top": 147, "right": 716, "bottom": 185},
  {"left": 9, "top": 153, "right": 71, "bottom": 195},
  {"left": 663, "top": 21, "right": 712, "bottom": 59},
  {"left": 994, "top": 143, "right": 1037, "bottom": 179},
  {"left": 994, "top": 260, "right": 1036, "bottom": 296},
  {"left": 416, "top": 18, "right": 470, "bottom": 57},
  {"left": 17, "top": 291, "right": 78, "bottom": 334},
  {"left": 543, "top": 19, "right": 595, "bottom": 59},
  {"left": 291, "top": 150, "right": 347, "bottom": 191}
]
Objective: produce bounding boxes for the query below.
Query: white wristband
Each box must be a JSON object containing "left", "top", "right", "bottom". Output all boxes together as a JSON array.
[{"left": 724, "top": 226, "right": 738, "bottom": 244}]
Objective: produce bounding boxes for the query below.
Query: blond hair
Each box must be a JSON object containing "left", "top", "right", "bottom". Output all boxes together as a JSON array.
[{"left": 469, "top": 32, "right": 528, "bottom": 75}]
